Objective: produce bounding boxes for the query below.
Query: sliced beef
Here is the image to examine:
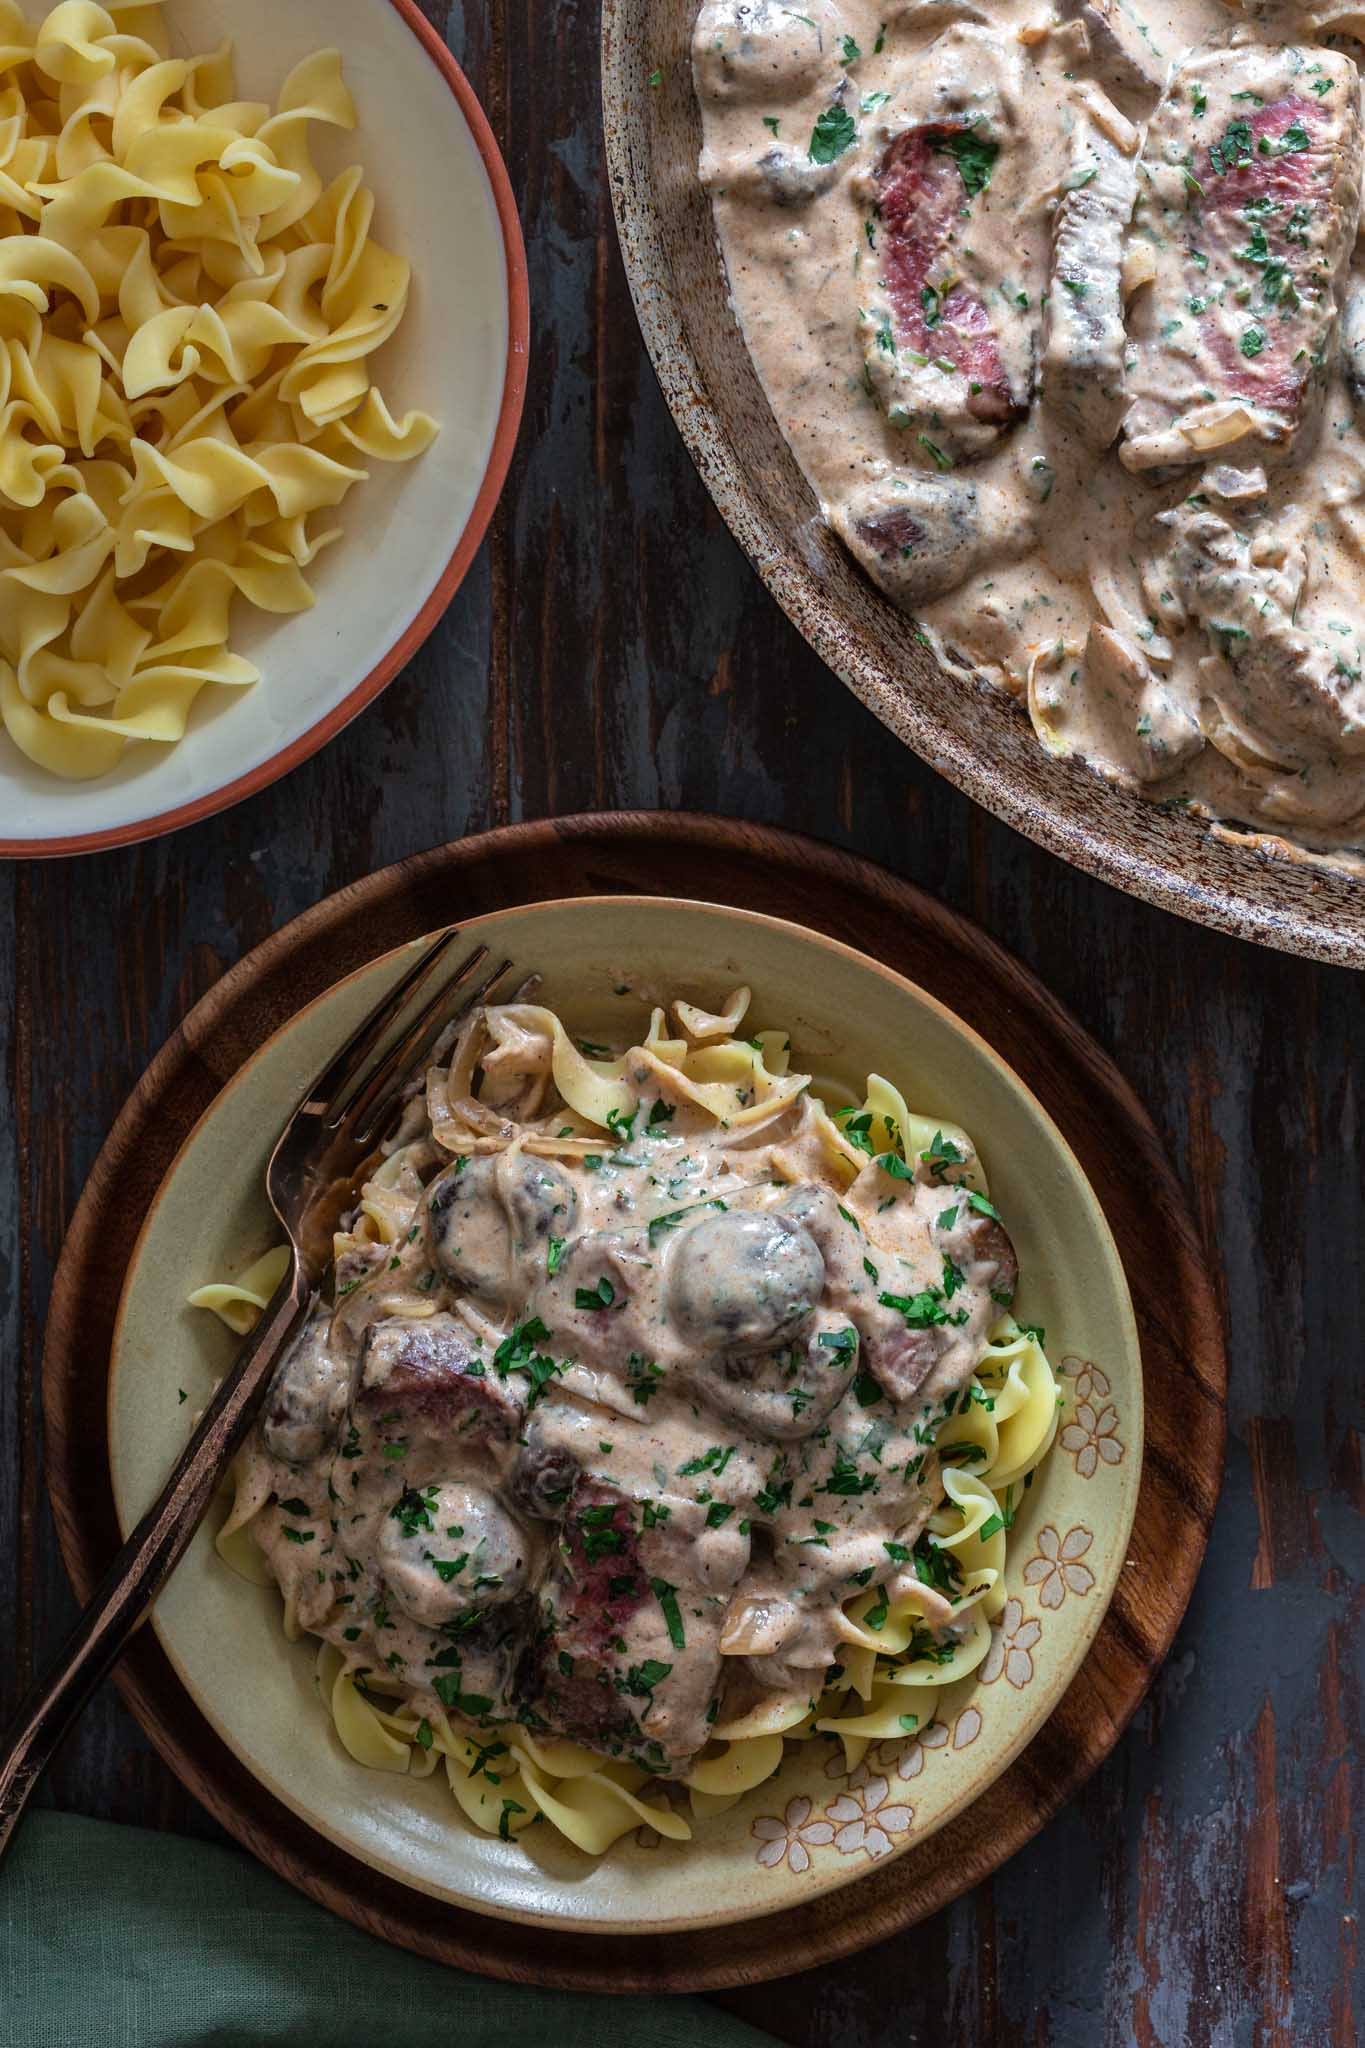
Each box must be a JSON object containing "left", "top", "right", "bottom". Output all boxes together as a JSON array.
[
  {"left": 1054, "top": 0, "right": 1168, "bottom": 100},
  {"left": 864, "top": 124, "right": 1026, "bottom": 452},
  {"left": 514, "top": 1480, "right": 741, "bottom": 1768},
  {"left": 832, "top": 471, "right": 1034, "bottom": 605},
  {"left": 1121, "top": 47, "right": 1362, "bottom": 473},
  {"left": 1042, "top": 129, "right": 1136, "bottom": 448},
  {"left": 355, "top": 1312, "right": 524, "bottom": 1442},
  {"left": 858, "top": 28, "right": 1031, "bottom": 458}
]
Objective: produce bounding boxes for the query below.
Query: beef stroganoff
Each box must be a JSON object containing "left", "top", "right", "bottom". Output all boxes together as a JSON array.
[
  {"left": 692, "top": 0, "right": 1365, "bottom": 864},
  {"left": 197, "top": 985, "right": 1064, "bottom": 1856}
]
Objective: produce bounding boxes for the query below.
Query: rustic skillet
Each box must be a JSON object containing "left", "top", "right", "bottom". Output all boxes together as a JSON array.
[{"left": 600, "top": 2, "right": 1365, "bottom": 968}]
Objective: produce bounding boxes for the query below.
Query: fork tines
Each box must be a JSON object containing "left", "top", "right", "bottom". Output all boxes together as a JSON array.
[{"left": 340, "top": 948, "right": 515, "bottom": 1148}]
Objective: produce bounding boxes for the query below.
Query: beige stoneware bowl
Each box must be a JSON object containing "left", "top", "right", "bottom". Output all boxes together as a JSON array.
[
  {"left": 109, "top": 896, "right": 1142, "bottom": 1932},
  {"left": 600, "top": 0, "right": 1365, "bottom": 967}
]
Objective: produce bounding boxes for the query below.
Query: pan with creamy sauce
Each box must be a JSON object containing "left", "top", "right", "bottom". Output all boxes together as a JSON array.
[
  {"left": 209, "top": 984, "right": 1063, "bottom": 1855},
  {"left": 692, "top": 0, "right": 1365, "bottom": 865}
]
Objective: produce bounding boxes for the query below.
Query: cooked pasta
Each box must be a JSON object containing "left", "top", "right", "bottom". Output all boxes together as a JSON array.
[
  {"left": 197, "top": 985, "right": 1064, "bottom": 1858},
  {"left": 0, "top": 1, "right": 438, "bottom": 780}
]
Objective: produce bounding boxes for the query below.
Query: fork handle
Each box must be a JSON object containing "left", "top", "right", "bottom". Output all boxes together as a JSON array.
[{"left": 0, "top": 1272, "right": 310, "bottom": 1858}]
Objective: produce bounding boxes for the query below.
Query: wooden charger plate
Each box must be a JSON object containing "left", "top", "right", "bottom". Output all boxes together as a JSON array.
[{"left": 43, "top": 813, "right": 1227, "bottom": 1989}]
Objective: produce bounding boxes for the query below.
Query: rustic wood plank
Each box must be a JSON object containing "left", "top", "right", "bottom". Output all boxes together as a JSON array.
[{"left": 1, "top": 0, "right": 1361, "bottom": 2035}]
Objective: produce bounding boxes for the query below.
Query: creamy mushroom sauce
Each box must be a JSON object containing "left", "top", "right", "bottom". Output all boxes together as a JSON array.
[
  {"left": 231, "top": 1003, "right": 1018, "bottom": 1776},
  {"left": 693, "top": 0, "right": 1365, "bottom": 864}
]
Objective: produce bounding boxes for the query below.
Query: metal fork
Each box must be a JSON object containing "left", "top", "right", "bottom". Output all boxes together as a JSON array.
[{"left": 0, "top": 927, "right": 514, "bottom": 1857}]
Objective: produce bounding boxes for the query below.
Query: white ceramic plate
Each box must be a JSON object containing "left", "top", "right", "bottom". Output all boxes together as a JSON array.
[
  {"left": 2, "top": 0, "right": 527, "bottom": 856},
  {"left": 108, "top": 897, "right": 1143, "bottom": 1933}
]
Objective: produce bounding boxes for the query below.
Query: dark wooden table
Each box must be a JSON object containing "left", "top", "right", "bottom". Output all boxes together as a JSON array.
[{"left": 2, "top": 3, "right": 1361, "bottom": 2040}]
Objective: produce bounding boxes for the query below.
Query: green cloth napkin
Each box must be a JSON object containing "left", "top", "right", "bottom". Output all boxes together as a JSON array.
[{"left": 2, "top": 1813, "right": 779, "bottom": 2048}]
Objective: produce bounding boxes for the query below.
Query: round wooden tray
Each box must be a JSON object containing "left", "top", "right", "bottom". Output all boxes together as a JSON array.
[{"left": 43, "top": 814, "right": 1227, "bottom": 1990}]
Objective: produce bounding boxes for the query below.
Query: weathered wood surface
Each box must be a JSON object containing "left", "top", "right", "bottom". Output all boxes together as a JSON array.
[{"left": 0, "top": 0, "right": 1360, "bottom": 2039}]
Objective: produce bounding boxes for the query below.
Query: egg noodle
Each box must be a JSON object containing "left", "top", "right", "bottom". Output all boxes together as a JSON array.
[
  {"left": 0, "top": 0, "right": 437, "bottom": 780},
  {"left": 195, "top": 990, "right": 1063, "bottom": 1859}
]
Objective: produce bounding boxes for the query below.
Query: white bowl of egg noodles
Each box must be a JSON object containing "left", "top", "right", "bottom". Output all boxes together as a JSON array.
[
  {"left": 0, "top": 0, "right": 526, "bottom": 855},
  {"left": 108, "top": 893, "right": 1143, "bottom": 1934}
]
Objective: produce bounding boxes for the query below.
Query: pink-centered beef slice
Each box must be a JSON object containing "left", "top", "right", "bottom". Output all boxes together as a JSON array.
[{"left": 1121, "top": 46, "right": 1362, "bottom": 471}]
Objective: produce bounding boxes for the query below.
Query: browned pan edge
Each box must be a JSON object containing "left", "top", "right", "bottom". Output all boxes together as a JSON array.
[{"left": 601, "top": 0, "right": 1365, "bottom": 968}]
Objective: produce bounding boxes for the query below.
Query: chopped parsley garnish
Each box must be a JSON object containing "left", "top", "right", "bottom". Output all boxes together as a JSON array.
[
  {"left": 646, "top": 1097, "right": 675, "bottom": 1130},
  {"left": 650, "top": 1577, "right": 686, "bottom": 1648},
  {"left": 606, "top": 1105, "right": 637, "bottom": 1142},
  {"left": 920, "top": 1131, "right": 963, "bottom": 1180},
  {"left": 819, "top": 1326, "right": 859, "bottom": 1366},
  {"left": 809, "top": 103, "right": 856, "bottom": 164},
  {"left": 680, "top": 1444, "right": 734, "bottom": 1478},
  {"left": 914, "top": 1532, "right": 963, "bottom": 1595},
  {"left": 574, "top": 1275, "right": 616, "bottom": 1311},
  {"left": 647, "top": 1196, "right": 727, "bottom": 1244},
  {"left": 546, "top": 1235, "right": 565, "bottom": 1276},
  {"left": 822, "top": 1450, "right": 876, "bottom": 1496},
  {"left": 705, "top": 1502, "right": 736, "bottom": 1528},
  {"left": 875, "top": 1150, "right": 914, "bottom": 1181},
  {"left": 427, "top": 1554, "right": 469, "bottom": 1583},
  {"left": 942, "top": 1255, "right": 966, "bottom": 1299},
  {"left": 1209, "top": 118, "right": 1254, "bottom": 177},
  {"left": 840, "top": 33, "right": 860, "bottom": 63},
  {"left": 499, "top": 1798, "right": 526, "bottom": 1840},
  {"left": 390, "top": 1486, "right": 439, "bottom": 1540},
  {"left": 431, "top": 1674, "right": 493, "bottom": 1718},
  {"left": 853, "top": 1370, "right": 884, "bottom": 1408},
  {"left": 628, "top": 1354, "right": 665, "bottom": 1404},
  {"left": 863, "top": 1584, "right": 890, "bottom": 1631},
  {"left": 880, "top": 1287, "right": 951, "bottom": 1329},
  {"left": 493, "top": 1317, "right": 565, "bottom": 1407},
  {"left": 618, "top": 1659, "right": 673, "bottom": 1697},
  {"left": 833, "top": 1106, "right": 875, "bottom": 1154},
  {"left": 932, "top": 127, "right": 998, "bottom": 198},
  {"left": 578, "top": 1503, "right": 625, "bottom": 1563},
  {"left": 755, "top": 1462, "right": 793, "bottom": 1515},
  {"left": 967, "top": 1190, "right": 1002, "bottom": 1222}
]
